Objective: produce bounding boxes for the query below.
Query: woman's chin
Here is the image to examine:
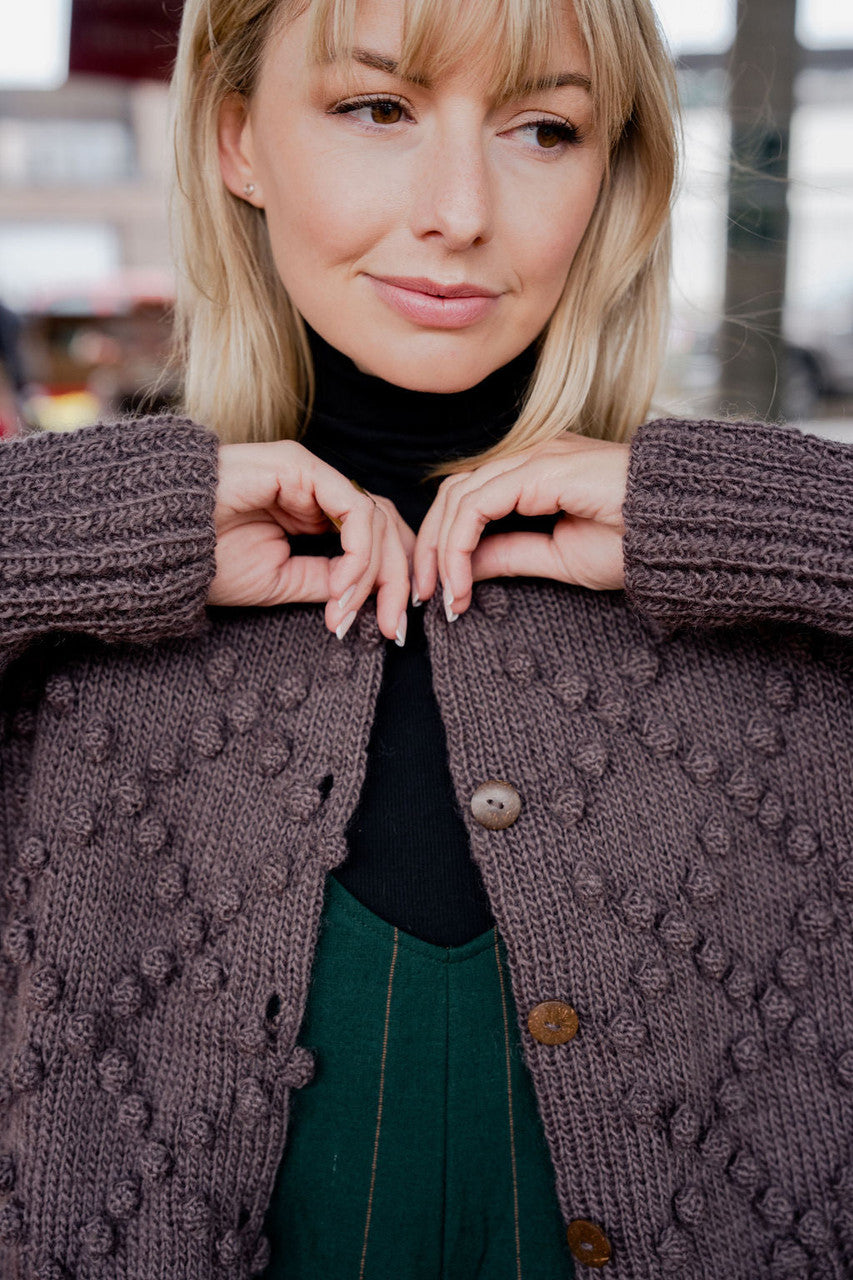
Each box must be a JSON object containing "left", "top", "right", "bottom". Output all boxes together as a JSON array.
[
  {"left": 344, "top": 331, "right": 513, "bottom": 394},
  {"left": 354, "top": 363, "right": 495, "bottom": 393}
]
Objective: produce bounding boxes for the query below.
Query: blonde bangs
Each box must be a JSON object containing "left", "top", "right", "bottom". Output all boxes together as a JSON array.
[{"left": 307, "top": 0, "right": 553, "bottom": 104}]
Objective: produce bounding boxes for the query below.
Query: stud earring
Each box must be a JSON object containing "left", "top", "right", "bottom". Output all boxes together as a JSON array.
[{"left": 243, "top": 182, "right": 256, "bottom": 197}]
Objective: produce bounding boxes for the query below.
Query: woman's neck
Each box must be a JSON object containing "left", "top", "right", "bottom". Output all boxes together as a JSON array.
[{"left": 298, "top": 322, "right": 539, "bottom": 532}]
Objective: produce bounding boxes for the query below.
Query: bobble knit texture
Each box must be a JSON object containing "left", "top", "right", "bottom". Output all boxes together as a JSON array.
[{"left": 1, "top": 413, "right": 852, "bottom": 1279}]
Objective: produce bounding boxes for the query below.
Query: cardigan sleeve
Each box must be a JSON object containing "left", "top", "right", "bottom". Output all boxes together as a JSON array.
[
  {"left": 621, "top": 416, "right": 853, "bottom": 637},
  {"left": 0, "top": 414, "right": 220, "bottom": 678}
]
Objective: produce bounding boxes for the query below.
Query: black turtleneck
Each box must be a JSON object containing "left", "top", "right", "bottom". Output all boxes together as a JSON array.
[{"left": 291, "top": 321, "right": 554, "bottom": 946}]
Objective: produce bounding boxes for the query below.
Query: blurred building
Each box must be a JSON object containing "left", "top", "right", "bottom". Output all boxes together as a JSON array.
[
  {"left": 0, "top": 72, "right": 175, "bottom": 430},
  {"left": 659, "top": 48, "right": 853, "bottom": 428},
  {"left": 0, "top": 75, "right": 171, "bottom": 303}
]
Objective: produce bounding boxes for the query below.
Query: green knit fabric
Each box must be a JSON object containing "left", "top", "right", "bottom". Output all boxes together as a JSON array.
[{"left": 262, "top": 874, "right": 576, "bottom": 1277}]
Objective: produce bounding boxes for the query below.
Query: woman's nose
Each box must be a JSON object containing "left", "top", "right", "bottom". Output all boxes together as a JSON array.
[{"left": 409, "top": 118, "right": 495, "bottom": 250}]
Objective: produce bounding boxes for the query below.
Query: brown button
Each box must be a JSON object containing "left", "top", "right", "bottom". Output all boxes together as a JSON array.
[
  {"left": 566, "top": 1219, "right": 611, "bottom": 1268},
  {"left": 470, "top": 780, "right": 522, "bottom": 830},
  {"left": 528, "top": 1000, "right": 579, "bottom": 1045}
]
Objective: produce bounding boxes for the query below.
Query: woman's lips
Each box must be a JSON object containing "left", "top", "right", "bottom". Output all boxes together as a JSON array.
[{"left": 367, "top": 276, "right": 499, "bottom": 328}]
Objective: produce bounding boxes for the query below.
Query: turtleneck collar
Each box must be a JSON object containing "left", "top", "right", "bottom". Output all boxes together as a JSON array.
[{"left": 298, "top": 320, "right": 540, "bottom": 532}]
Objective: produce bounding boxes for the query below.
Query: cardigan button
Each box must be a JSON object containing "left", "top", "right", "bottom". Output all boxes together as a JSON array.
[
  {"left": 528, "top": 1000, "right": 579, "bottom": 1045},
  {"left": 566, "top": 1218, "right": 612, "bottom": 1267},
  {"left": 470, "top": 780, "right": 521, "bottom": 830}
]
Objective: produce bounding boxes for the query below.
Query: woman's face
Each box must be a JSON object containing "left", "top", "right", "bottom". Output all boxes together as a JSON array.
[{"left": 218, "top": 0, "right": 606, "bottom": 391}]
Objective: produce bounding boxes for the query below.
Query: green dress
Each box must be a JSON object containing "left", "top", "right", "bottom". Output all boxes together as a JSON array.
[{"left": 262, "top": 872, "right": 576, "bottom": 1278}]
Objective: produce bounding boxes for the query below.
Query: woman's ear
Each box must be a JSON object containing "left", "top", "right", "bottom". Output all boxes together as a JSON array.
[{"left": 218, "top": 92, "right": 261, "bottom": 204}]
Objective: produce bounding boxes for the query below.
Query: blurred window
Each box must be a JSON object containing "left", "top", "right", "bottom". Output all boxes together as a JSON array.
[
  {"left": 0, "top": 0, "right": 71, "bottom": 91},
  {"left": 671, "top": 102, "right": 730, "bottom": 317},
  {"left": 0, "top": 223, "right": 120, "bottom": 311},
  {"left": 788, "top": 92, "right": 853, "bottom": 313},
  {"left": 797, "top": 0, "right": 853, "bottom": 48},
  {"left": 652, "top": 0, "right": 735, "bottom": 54},
  {"left": 0, "top": 118, "right": 134, "bottom": 187}
]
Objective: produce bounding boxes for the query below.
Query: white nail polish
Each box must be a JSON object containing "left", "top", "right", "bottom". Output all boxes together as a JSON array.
[
  {"left": 443, "top": 580, "right": 458, "bottom": 623},
  {"left": 395, "top": 612, "right": 407, "bottom": 646},
  {"left": 336, "top": 584, "right": 355, "bottom": 612},
  {"left": 336, "top": 609, "right": 357, "bottom": 640},
  {"left": 411, "top": 584, "right": 421, "bottom": 607}
]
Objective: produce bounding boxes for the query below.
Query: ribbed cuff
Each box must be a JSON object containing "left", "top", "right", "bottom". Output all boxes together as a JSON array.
[
  {"left": 622, "top": 417, "right": 853, "bottom": 636},
  {"left": 0, "top": 415, "right": 220, "bottom": 652}
]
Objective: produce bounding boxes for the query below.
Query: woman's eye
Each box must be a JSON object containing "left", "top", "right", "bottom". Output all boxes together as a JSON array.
[
  {"left": 514, "top": 120, "right": 582, "bottom": 152},
  {"left": 329, "top": 99, "right": 582, "bottom": 153},
  {"left": 330, "top": 97, "right": 408, "bottom": 127}
]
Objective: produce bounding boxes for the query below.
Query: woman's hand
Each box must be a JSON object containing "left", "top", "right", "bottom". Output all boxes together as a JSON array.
[
  {"left": 412, "top": 432, "right": 630, "bottom": 618},
  {"left": 209, "top": 441, "right": 416, "bottom": 642}
]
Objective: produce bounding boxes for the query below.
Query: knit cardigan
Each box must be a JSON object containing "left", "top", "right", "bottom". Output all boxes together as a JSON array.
[{"left": 0, "top": 413, "right": 852, "bottom": 1280}]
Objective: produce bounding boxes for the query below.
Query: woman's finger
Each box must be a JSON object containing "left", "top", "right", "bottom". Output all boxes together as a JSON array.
[
  {"left": 411, "top": 470, "right": 471, "bottom": 605},
  {"left": 307, "top": 473, "right": 380, "bottom": 602},
  {"left": 414, "top": 443, "right": 552, "bottom": 603},
  {"left": 436, "top": 459, "right": 533, "bottom": 611},
  {"left": 323, "top": 495, "right": 387, "bottom": 637},
  {"left": 213, "top": 442, "right": 418, "bottom": 631},
  {"left": 414, "top": 435, "right": 630, "bottom": 595},
  {"left": 278, "top": 460, "right": 386, "bottom": 635},
  {"left": 369, "top": 494, "right": 414, "bottom": 643},
  {"left": 429, "top": 440, "right": 631, "bottom": 613},
  {"left": 265, "top": 546, "right": 338, "bottom": 606},
  {"left": 468, "top": 519, "right": 626, "bottom": 593},
  {"left": 244, "top": 503, "right": 409, "bottom": 627}
]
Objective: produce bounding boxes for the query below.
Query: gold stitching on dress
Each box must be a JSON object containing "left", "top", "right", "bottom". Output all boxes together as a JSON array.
[
  {"left": 358, "top": 927, "right": 400, "bottom": 1278},
  {"left": 494, "top": 929, "right": 523, "bottom": 1279}
]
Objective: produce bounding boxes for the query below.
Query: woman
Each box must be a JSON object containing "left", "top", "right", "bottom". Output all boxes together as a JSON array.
[{"left": 1, "top": 0, "right": 851, "bottom": 1277}]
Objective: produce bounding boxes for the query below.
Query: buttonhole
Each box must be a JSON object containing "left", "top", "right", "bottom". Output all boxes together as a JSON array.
[
  {"left": 237, "top": 1207, "right": 250, "bottom": 1230},
  {"left": 319, "top": 773, "right": 334, "bottom": 801},
  {"left": 265, "top": 992, "right": 281, "bottom": 1022}
]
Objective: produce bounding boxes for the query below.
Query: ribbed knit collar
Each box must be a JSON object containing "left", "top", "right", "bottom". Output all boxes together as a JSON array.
[{"left": 298, "top": 320, "right": 540, "bottom": 532}]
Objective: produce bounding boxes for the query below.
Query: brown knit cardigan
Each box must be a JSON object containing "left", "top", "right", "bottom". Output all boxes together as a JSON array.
[{"left": 0, "top": 413, "right": 852, "bottom": 1280}]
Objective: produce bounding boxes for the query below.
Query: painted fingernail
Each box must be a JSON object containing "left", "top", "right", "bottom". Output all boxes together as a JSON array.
[
  {"left": 335, "top": 609, "right": 357, "bottom": 641},
  {"left": 336, "top": 584, "right": 356, "bottom": 612},
  {"left": 411, "top": 583, "right": 422, "bottom": 607},
  {"left": 395, "top": 612, "right": 407, "bottom": 647},
  {"left": 443, "top": 580, "right": 458, "bottom": 623}
]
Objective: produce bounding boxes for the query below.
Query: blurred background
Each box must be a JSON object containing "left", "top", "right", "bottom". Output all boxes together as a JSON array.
[{"left": 0, "top": 0, "right": 851, "bottom": 442}]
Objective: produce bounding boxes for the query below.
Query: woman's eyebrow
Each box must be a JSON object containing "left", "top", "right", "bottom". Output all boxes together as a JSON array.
[
  {"left": 332, "top": 47, "right": 592, "bottom": 95},
  {"left": 522, "top": 70, "right": 591, "bottom": 93},
  {"left": 347, "top": 47, "right": 431, "bottom": 87}
]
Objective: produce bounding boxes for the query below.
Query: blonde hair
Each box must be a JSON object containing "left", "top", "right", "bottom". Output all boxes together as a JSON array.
[{"left": 167, "top": 0, "right": 679, "bottom": 480}]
